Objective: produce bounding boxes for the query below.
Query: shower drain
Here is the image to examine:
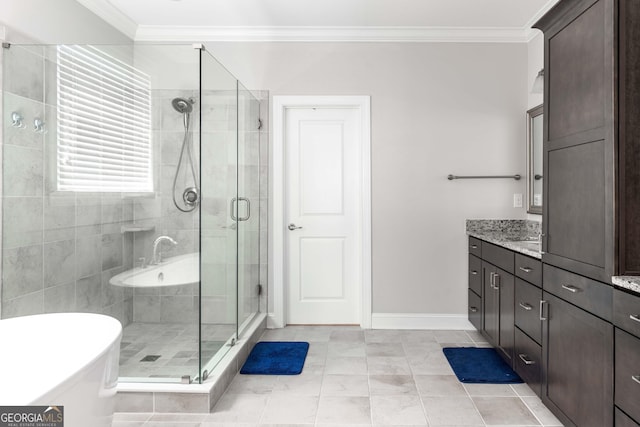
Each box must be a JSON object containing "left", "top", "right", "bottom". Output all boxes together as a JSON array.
[{"left": 140, "top": 355, "right": 161, "bottom": 362}]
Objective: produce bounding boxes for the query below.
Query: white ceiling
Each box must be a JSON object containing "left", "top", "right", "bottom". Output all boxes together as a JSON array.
[{"left": 77, "top": 0, "right": 560, "bottom": 42}]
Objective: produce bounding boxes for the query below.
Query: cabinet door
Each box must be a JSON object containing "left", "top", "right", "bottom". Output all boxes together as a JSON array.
[
  {"left": 496, "top": 268, "right": 514, "bottom": 364},
  {"left": 537, "top": 0, "right": 616, "bottom": 283},
  {"left": 542, "top": 292, "right": 613, "bottom": 427},
  {"left": 483, "top": 262, "right": 498, "bottom": 345}
]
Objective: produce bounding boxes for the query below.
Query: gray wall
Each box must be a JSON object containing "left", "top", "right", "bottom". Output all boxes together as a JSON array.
[{"left": 205, "top": 41, "right": 529, "bottom": 316}]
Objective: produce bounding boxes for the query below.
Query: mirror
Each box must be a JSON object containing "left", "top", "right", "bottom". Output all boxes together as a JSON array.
[{"left": 527, "top": 105, "right": 543, "bottom": 214}]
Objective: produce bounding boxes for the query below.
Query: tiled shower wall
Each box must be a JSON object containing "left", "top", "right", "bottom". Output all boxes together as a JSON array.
[
  {"left": 1, "top": 44, "right": 135, "bottom": 323},
  {"left": 1, "top": 44, "right": 268, "bottom": 328}
]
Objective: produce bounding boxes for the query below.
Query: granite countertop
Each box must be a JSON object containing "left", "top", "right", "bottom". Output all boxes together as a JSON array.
[
  {"left": 612, "top": 276, "right": 640, "bottom": 295},
  {"left": 466, "top": 219, "right": 542, "bottom": 259}
]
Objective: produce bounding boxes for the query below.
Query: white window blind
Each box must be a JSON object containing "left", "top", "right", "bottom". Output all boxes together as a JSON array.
[{"left": 57, "top": 45, "right": 153, "bottom": 193}]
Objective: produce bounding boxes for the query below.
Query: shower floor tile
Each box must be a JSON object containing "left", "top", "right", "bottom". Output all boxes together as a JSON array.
[
  {"left": 114, "top": 325, "right": 564, "bottom": 426},
  {"left": 118, "top": 322, "right": 235, "bottom": 379}
]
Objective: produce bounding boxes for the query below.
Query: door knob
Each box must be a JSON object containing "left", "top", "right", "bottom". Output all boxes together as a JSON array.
[{"left": 288, "top": 223, "right": 302, "bottom": 231}]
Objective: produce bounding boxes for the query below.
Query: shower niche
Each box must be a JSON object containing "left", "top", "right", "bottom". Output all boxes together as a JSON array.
[{"left": 0, "top": 42, "right": 267, "bottom": 384}]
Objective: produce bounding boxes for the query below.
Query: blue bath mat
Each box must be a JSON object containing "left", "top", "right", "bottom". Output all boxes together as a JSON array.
[
  {"left": 240, "top": 341, "right": 309, "bottom": 375},
  {"left": 443, "top": 347, "right": 523, "bottom": 384}
]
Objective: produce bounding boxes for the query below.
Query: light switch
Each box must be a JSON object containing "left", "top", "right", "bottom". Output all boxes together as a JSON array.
[{"left": 513, "top": 193, "right": 523, "bottom": 208}]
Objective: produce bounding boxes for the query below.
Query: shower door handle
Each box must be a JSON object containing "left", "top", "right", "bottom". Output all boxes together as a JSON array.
[{"left": 230, "top": 197, "right": 251, "bottom": 222}]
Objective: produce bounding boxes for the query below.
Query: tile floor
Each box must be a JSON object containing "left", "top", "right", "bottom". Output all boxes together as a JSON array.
[
  {"left": 113, "top": 325, "right": 564, "bottom": 426},
  {"left": 119, "top": 322, "right": 234, "bottom": 378}
]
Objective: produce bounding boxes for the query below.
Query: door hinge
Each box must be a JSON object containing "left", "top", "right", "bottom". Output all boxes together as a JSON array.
[
  {"left": 257, "top": 118, "right": 263, "bottom": 130},
  {"left": 257, "top": 284, "right": 263, "bottom": 295}
]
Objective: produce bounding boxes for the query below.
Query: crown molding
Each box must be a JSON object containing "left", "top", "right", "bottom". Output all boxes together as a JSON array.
[
  {"left": 525, "top": 0, "right": 562, "bottom": 30},
  {"left": 75, "top": 0, "right": 138, "bottom": 39},
  {"left": 135, "top": 25, "right": 530, "bottom": 43}
]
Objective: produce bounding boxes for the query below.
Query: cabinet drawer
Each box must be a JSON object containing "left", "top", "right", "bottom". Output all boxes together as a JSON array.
[
  {"left": 515, "top": 253, "right": 542, "bottom": 287},
  {"left": 469, "top": 254, "right": 482, "bottom": 296},
  {"left": 482, "top": 241, "right": 514, "bottom": 273},
  {"left": 614, "top": 289, "right": 640, "bottom": 339},
  {"left": 468, "top": 289, "right": 481, "bottom": 331},
  {"left": 615, "top": 329, "right": 640, "bottom": 422},
  {"left": 469, "top": 236, "right": 482, "bottom": 258},
  {"left": 515, "top": 278, "right": 542, "bottom": 344},
  {"left": 543, "top": 264, "right": 612, "bottom": 321},
  {"left": 514, "top": 327, "right": 541, "bottom": 397},
  {"left": 615, "top": 408, "right": 640, "bottom": 427},
  {"left": 616, "top": 408, "right": 640, "bottom": 427}
]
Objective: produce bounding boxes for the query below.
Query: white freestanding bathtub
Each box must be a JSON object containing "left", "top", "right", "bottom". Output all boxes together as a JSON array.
[{"left": 0, "top": 313, "right": 122, "bottom": 427}]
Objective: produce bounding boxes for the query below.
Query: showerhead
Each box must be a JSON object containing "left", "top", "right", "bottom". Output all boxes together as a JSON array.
[{"left": 171, "top": 97, "right": 194, "bottom": 114}]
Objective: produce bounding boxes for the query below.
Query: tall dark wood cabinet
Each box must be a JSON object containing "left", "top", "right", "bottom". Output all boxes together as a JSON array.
[{"left": 536, "top": 0, "right": 640, "bottom": 280}]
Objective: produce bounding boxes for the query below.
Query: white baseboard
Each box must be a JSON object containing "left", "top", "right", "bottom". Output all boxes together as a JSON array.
[
  {"left": 371, "top": 313, "right": 474, "bottom": 330},
  {"left": 267, "top": 312, "right": 284, "bottom": 329}
]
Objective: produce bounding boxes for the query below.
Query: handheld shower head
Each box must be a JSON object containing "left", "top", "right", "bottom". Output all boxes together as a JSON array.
[{"left": 171, "top": 97, "right": 194, "bottom": 114}]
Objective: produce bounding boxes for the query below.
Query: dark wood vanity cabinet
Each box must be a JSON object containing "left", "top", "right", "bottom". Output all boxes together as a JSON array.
[{"left": 535, "top": 0, "right": 640, "bottom": 280}]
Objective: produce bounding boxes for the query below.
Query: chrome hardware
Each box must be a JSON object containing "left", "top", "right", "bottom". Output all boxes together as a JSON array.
[
  {"left": 11, "top": 112, "right": 25, "bottom": 129},
  {"left": 470, "top": 244, "right": 478, "bottom": 249},
  {"left": 33, "top": 118, "right": 46, "bottom": 133},
  {"left": 469, "top": 307, "right": 478, "bottom": 313},
  {"left": 152, "top": 235, "right": 178, "bottom": 264},
  {"left": 519, "top": 354, "right": 535, "bottom": 365},
  {"left": 201, "top": 370, "right": 209, "bottom": 381},
  {"left": 489, "top": 272, "right": 495, "bottom": 288},
  {"left": 493, "top": 273, "right": 500, "bottom": 290},
  {"left": 519, "top": 302, "right": 533, "bottom": 311},
  {"left": 633, "top": 375, "right": 640, "bottom": 385},
  {"left": 288, "top": 223, "right": 303, "bottom": 231},
  {"left": 182, "top": 187, "right": 199, "bottom": 208},
  {"left": 158, "top": 272, "right": 164, "bottom": 282},
  {"left": 470, "top": 270, "right": 478, "bottom": 275},
  {"left": 231, "top": 197, "right": 251, "bottom": 221},
  {"left": 540, "top": 300, "right": 547, "bottom": 321},
  {"left": 561, "top": 284, "right": 579, "bottom": 293},
  {"left": 258, "top": 118, "right": 263, "bottom": 130},
  {"left": 138, "top": 257, "right": 147, "bottom": 269},
  {"left": 519, "top": 266, "right": 533, "bottom": 273},
  {"left": 2, "top": 42, "right": 10, "bottom": 49},
  {"left": 448, "top": 174, "right": 521, "bottom": 181},
  {"left": 630, "top": 314, "right": 640, "bottom": 323}
]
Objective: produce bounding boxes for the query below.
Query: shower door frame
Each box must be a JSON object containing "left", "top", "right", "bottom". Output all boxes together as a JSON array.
[{"left": 270, "top": 95, "right": 372, "bottom": 329}]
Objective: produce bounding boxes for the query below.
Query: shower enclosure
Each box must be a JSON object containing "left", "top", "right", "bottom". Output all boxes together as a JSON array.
[{"left": 0, "top": 42, "right": 267, "bottom": 384}]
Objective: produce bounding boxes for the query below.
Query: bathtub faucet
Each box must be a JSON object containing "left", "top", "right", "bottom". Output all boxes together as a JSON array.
[{"left": 152, "top": 235, "right": 178, "bottom": 265}]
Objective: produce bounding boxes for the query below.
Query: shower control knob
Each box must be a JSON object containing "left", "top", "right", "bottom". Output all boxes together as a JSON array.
[{"left": 288, "top": 223, "right": 303, "bottom": 231}]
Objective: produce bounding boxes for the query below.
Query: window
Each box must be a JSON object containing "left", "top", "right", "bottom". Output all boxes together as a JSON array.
[{"left": 56, "top": 45, "right": 153, "bottom": 193}]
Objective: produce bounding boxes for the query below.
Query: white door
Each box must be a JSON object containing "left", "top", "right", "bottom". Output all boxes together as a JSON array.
[{"left": 285, "top": 107, "right": 362, "bottom": 325}]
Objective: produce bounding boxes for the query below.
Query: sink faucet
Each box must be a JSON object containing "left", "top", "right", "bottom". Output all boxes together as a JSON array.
[{"left": 152, "top": 236, "right": 178, "bottom": 265}]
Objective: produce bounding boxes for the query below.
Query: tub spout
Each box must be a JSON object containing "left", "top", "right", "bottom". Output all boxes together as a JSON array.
[{"left": 152, "top": 236, "right": 178, "bottom": 264}]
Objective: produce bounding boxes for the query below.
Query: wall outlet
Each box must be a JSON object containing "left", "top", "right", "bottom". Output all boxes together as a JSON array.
[{"left": 513, "top": 193, "right": 523, "bottom": 208}]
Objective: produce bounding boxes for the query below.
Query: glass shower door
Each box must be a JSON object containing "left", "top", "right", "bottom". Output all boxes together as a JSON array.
[
  {"left": 198, "top": 49, "right": 238, "bottom": 379},
  {"left": 237, "top": 83, "right": 261, "bottom": 334}
]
